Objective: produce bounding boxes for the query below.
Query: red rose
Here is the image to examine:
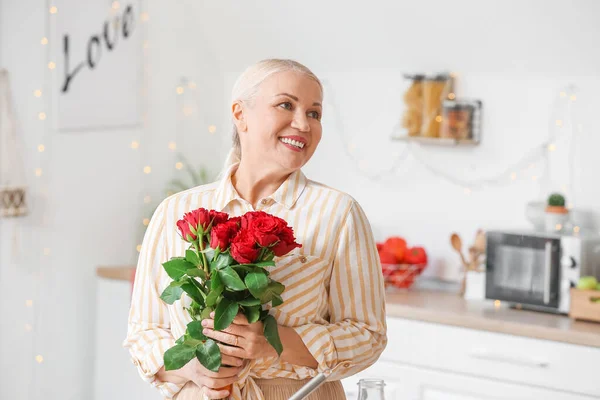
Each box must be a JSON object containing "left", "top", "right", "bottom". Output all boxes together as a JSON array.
[
  {"left": 209, "top": 210, "right": 229, "bottom": 229},
  {"left": 176, "top": 208, "right": 230, "bottom": 242},
  {"left": 271, "top": 225, "right": 302, "bottom": 257},
  {"left": 240, "top": 211, "right": 270, "bottom": 230},
  {"left": 210, "top": 220, "right": 240, "bottom": 250},
  {"left": 248, "top": 215, "right": 281, "bottom": 247},
  {"left": 230, "top": 229, "right": 260, "bottom": 264}
]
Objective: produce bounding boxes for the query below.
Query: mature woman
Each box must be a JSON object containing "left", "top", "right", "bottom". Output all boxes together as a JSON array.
[{"left": 124, "top": 59, "right": 387, "bottom": 400}]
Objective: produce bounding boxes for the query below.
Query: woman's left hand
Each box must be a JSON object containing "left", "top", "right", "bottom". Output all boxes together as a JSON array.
[{"left": 201, "top": 312, "right": 277, "bottom": 361}]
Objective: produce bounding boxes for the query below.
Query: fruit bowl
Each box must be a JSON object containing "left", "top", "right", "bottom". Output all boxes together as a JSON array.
[{"left": 382, "top": 263, "right": 426, "bottom": 290}]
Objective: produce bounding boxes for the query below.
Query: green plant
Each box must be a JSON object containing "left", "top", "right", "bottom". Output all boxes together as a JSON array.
[{"left": 547, "top": 193, "right": 566, "bottom": 207}]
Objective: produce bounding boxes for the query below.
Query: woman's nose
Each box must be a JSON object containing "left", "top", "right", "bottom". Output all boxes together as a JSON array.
[{"left": 291, "top": 111, "right": 310, "bottom": 132}]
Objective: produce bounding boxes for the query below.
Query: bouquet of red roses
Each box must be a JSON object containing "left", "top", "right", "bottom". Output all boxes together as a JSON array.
[{"left": 159, "top": 208, "right": 301, "bottom": 373}]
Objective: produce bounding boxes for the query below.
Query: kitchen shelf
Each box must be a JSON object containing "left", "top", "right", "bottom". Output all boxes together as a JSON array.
[{"left": 391, "top": 135, "right": 479, "bottom": 146}]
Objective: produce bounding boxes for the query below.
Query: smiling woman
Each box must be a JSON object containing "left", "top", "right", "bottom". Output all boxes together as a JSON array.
[{"left": 124, "top": 59, "right": 387, "bottom": 400}]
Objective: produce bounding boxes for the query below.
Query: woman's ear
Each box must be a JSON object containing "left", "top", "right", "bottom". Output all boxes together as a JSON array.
[{"left": 232, "top": 101, "right": 247, "bottom": 133}]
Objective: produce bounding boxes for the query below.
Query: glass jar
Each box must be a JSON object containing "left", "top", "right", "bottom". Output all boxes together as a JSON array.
[
  {"left": 421, "top": 74, "right": 453, "bottom": 138},
  {"left": 356, "top": 378, "right": 386, "bottom": 400}
]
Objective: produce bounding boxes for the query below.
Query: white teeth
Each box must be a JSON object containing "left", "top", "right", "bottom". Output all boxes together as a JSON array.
[{"left": 279, "top": 137, "right": 305, "bottom": 149}]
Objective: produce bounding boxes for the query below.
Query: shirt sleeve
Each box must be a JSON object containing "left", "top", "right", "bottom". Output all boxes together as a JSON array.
[
  {"left": 122, "top": 200, "right": 186, "bottom": 398},
  {"left": 292, "top": 200, "right": 388, "bottom": 380}
]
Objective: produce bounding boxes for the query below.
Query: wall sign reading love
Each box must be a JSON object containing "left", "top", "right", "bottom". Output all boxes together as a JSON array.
[{"left": 52, "top": 0, "right": 142, "bottom": 131}]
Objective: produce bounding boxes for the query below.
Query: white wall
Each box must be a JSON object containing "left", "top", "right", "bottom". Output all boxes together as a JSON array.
[{"left": 1, "top": 0, "right": 599, "bottom": 399}]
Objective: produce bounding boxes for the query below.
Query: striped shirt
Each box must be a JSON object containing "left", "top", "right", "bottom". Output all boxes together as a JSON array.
[{"left": 123, "top": 163, "right": 387, "bottom": 399}]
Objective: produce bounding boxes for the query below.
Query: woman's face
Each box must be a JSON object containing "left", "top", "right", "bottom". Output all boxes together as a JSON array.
[{"left": 233, "top": 70, "right": 323, "bottom": 173}]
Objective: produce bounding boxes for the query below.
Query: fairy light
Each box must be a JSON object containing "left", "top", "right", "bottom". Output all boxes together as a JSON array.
[
  {"left": 25, "top": 324, "right": 32, "bottom": 332},
  {"left": 38, "top": 144, "right": 45, "bottom": 152},
  {"left": 34, "top": 90, "right": 42, "bottom": 97},
  {"left": 510, "top": 172, "right": 517, "bottom": 180},
  {"left": 143, "top": 195, "right": 151, "bottom": 204},
  {"left": 40, "top": 37, "right": 48, "bottom": 45},
  {"left": 561, "top": 185, "right": 568, "bottom": 192},
  {"left": 25, "top": 300, "right": 33, "bottom": 307},
  {"left": 435, "top": 115, "right": 442, "bottom": 123},
  {"left": 143, "top": 218, "right": 150, "bottom": 226},
  {"left": 47, "top": 62, "right": 56, "bottom": 70},
  {"left": 560, "top": 91, "right": 567, "bottom": 98},
  {"left": 136, "top": 244, "right": 142, "bottom": 252},
  {"left": 111, "top": 1, "right": 120, "bottom": 10},
  {"left": 555, "top": 224, "right": 563, "bottom": 231},
  {"left": 175, "top": 162, "right": 183, "bottom": 170},
  {"left": 35, "top": 355, "right": 44, "bottom": 364},
  {"left": 531, "top": 175, "right": 538, "bottom": 181},
  {"left": 43, "top": 248, "right": 51, "bottom": 256},
  {"left": 547, "top": 143, "right": 556, "bottom": 152},
  {"left": 168, "top": 142, "right": 176, "bottom": 150},
  {"left": 49, "top": 6, "right": 58, "bottom": 14},
  {"left": 183, "top": 106, "right": 193, "bottom": 116},
  {"left": 570, "top": 95, "right": 577, "bottom": 101},
  {"left": 38, "top": 112, "right": 46, "bottom": 120},
  {"left": 167, "top": 190, "right": 174, "bottom": 196},
  {"left": 494, "top": 300, "right": 501, "bottom": 308},
  {"left": 188, "top": 81, "right": 197, "bottom": 89},
  {"left": 567, "top": 203, "right": 574, "bottom": 210},
  {"left": 35, "top": 168, "right": 43, "bottom": 177},
  {"left": 574, "top": 226, "right": 581, "bottom": 233},
  {"left": 130, "top": 140, "right": 139, "bottom": 149},
  {"left": 208, "top": 125, "right": 217, "bottom": 134},
  {"left": 176, "top": 86, "right": 184, "bottom": 95},
  {"left": 140, "top": 12, "right": 149, "bottom": 22},
  {"left": 448, "top": 93, "right": 456, "bottom": 100},
  {"left": 555, "top": 119, "right": 563, "bottom": 127},
  {"left": 143, "top": 166, "right": 151, "bottom": 174}
]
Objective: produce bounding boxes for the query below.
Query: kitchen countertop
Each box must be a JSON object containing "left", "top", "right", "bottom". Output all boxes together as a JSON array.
[
  {"left": 97, "top": 267, "right": 600, "bottom": 348},
  {"left": 386, "top": 281, "right": 600, "bottom": 348}
]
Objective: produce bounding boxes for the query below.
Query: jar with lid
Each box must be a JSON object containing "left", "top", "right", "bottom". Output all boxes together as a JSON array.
[{"left": 356, "top": 378, "right": 386, "bottom": 400}]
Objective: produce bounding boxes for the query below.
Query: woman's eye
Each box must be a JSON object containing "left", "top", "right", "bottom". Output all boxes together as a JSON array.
[
  {"left": 308, "top": 111, "right": 321, "bottom": 120},
  {"left": 278, "top": 102, "right": 293, "bottom": 110}
]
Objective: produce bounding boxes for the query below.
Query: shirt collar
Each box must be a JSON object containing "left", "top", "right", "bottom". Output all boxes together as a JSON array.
[{"left": 214, "top": 163, "right": 308, "bottom": 211}]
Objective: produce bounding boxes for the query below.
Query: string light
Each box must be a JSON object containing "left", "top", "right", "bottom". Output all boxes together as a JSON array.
[
  {"left": 567, "top": 202, "right": 574, "bottom": 210},
  {"left": 555, "top": 224, "right": 562, "bottom": 231},
  {"left": 34, "top": 90, "right": 42, "bottom": 97},
  {"left": 35, "top": 168, "right": 43, "bottom": 177},
  {"left": 168, "top": 142, "right": 176, "bottom": 150},
  {"left": 183, "top": 106, "right": 193, "bottom": 116},
  {"left": 435, "top": 115, "right": 442, "bottom": 123},
  {"left": 47, "top": 62, "right": 56, "bottom": 70},
  {"left": 38, "top": 112, "right": 46, "bottom": 120},
  {"left": 547, "top": 143, "right": 556, "bottom": 151},
  {"left": 25, "top": 324, "right": 32, "bottom": 332},
  {"left": 143, "top": 218, "right": 150, "bottom": 226},
  {"left": 49, "top": 6, "right": 58, "bottom": 14},
  {"left": 40, "top": 37, "right": 48, "bottom": 45},
  {"left": 26, "top": 300, "right": 33, "bottom": 307},
  {"left": 494, "top": 300, "right": 501, "bottom": 308},
  {"left": 38, "top": 144, "right": 45, "bottom": 152},
  {"left": 448, "top": 93, "right": 456, "bottom": 100},
  {"left": 560, "top": 91, "right": 566, "bottom": 97},
  {"left": 570, "top": 95, "right": 576, "bottom": 101},
  {"left": 111, "top": 1, "right": 120, "bottom": 10},
  {"left": 144, "top": 195, "right": 151, "bottom": 204},
  {"left": 208, "top": 125, "right": 217, "bottom": 134},
  {"left": 35, "top": 355, "right": 44, "bottom": 364},
  {"left": 43, "top": 248, "right": 51, "bottom": 256},
  {"left": 140, "top": 12, "right": 149, "bottom": 22},
  {"left": 510, "top": 172, "right": 517, "bottom": 180},
  {"left": 574, "top": 226, "right": 581, "bottom": 233},
  {"left": 130, "top": 140, "right": 139, "bottom": 149},
  {"left": 136, "top": 245, "right": 142, "bottom": 252},
  {"left": 176, "top": 86, "right": 184, "bottom": 95},
  {"left": 175, "top": 162, "right": 183, "bottom": 170},
  {"left": 531, "top": 175, "right": 538, "bottom": 181},
  {"left": 188, "top": 81, "right": 197, "bottom": 89},
  {"left": 143, "top": 166, "right": 151, "bottom": 174},
  {"left": 555, "top": 119, "right": 563, "bottom": 127}
]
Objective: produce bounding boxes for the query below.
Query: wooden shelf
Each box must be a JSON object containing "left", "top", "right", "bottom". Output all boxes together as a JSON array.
[
  {"left": 96, "top": 266, "right": 135, "bottom": 281},
  {"left": 391, "top": 136, "right": 479, "bottom": 146}
]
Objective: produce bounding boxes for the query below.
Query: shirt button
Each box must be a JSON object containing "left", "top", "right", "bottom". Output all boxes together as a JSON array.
[
  {"left": 299, "top": 256, "right": 307, "bottom": 263},
  {"left": 261, "top": 199, "right": 269, "bottom": 205}
]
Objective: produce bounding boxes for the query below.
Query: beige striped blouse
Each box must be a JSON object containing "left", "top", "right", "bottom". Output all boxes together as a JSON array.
[{"left": 123, "top": 163, "right": 387, "bottom": 399}]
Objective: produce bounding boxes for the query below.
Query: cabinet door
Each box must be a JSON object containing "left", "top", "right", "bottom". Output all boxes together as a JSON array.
[{"left": 342, "top": 361, "right": 597, "bottom": 400}]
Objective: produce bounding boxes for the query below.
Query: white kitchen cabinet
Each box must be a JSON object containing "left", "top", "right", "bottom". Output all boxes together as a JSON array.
[{"left": 341, "top": 317, "right": 600, "bottom": 400}]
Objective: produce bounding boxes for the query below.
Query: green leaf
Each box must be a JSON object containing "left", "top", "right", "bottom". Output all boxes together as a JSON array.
[
  {"left": 214, "top": 298, "right": 239, "bottom": 331},
  {"left": 163, "top": 258, "right": 195, "bottom": 280},
  {"left": 175, "top": 334, "right": 185, "bottom": 345},
  {"left": 204, "top": 248, "right": 216, "bottom": 264},
  {"left": 206, "top": 273, "right": 224, "bottom": 307},
  {"left": 185, "top": 249, "right": 200, "bottom": 266},
  {"left": 263, "top": 315, "right": 283, "bottom": 356},
  {"left": 259, "top": 281, "right": 286, "bottom": 304},
  {"left": 195, "top": 339, "right": 222, "bottom": 372},
  {"left": 232, "top": 264, "right": 255, "bottom": 274},
  {"left": 271, "top": 293, "right": 284, "bottom": 307},
  {"left": 211, "top": 272, "right": 224, "bottom": 291},
  {"left": 187, "top": 320, "right": 208, "bottom": 341},
  {"left": 255, "top": 261, "right": 276, "bottom": 268},
  {"left": 238, "top": 297, "right": 261, "bottom": 307},
  {"left": 164, "top": 344, "right": 196, "bottom": 370},
  {"left": 211, "top": 253, "right": 234, "bottom": 271},
  {"left": 219, "top": 267, "right": 247, "bottom": 291},
  {"left": 181, "top": 280, "right": 205, "bottom": 305},
  {"left": 201, "top": 306, "right": 213, "bottom": 320},
  {"left": 186, "top": 267, "right": 206, "bottom": 281},
  {"left": 160, "top": 281, "right": 185, "bottom": 304},
  {"left": 245, "top": 270, "right": 269, "bottom": 298},
  {"left": 243, "top": 305, "right": 261, "bottom": 324}
]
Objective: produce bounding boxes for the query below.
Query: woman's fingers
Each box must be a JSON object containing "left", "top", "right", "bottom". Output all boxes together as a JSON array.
[
  {"left": 199, "top": 374, "right": 239, "bottom": 390},
  {"left": 198, "top": 364, "right": 242, "bottom": 378},
  {"left": 203, "top": 328, "right": 241, "bottom": 347},
  {"left": 221, "top": 354, "right": 244, "bottom": 367},
  {"left": 202, "top": 318, "right": 244, "bottom": 336},
  {"left": 218, "top": 343, "right": 246, "bottom": 359},
  {"left": 201, "top": 386, "right": 231, "bottom": 400}
]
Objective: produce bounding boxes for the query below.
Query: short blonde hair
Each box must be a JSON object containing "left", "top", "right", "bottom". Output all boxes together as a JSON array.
[{"left": 222, "top": 59, "right": 323, "bottom": 170}]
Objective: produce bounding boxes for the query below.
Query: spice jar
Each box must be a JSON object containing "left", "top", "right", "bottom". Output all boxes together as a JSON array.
[
  {"left": 440, "top": 99, "right": 482, "bottom": 141},
  {"left": 400, "top": 74, "right": 424, "bottom": 137}
]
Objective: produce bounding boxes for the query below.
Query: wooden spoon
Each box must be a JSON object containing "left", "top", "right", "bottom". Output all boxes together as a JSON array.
[{"left": 450, "top": 233, "right": 469, "bottom": 267}]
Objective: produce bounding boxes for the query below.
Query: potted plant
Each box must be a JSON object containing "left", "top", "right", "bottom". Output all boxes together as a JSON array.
[{"left": 545, "top": 193, "right": 569, "bottom": 232}]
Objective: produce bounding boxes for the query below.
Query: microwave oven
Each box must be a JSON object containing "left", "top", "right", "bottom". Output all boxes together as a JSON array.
[{"left": 485, "top": 230, "right": 600, "bottom": 313}]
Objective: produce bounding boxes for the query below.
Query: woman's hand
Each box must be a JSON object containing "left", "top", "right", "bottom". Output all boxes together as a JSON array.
[
  {"left": 202, "top": 312, "right": 278, "bottom": 360},
  {"left": 156, "top": 356, "right": 244, "bottom": 399}
]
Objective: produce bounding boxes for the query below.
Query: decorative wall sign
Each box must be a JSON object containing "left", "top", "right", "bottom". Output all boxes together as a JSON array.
[{"left": 51, "top": 0, "right": 142, "bottom": 131}]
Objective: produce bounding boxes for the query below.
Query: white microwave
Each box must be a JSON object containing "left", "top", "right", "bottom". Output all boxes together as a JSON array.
[{"left": 485, "top": 230, "right": 600, "bottom": 314}]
